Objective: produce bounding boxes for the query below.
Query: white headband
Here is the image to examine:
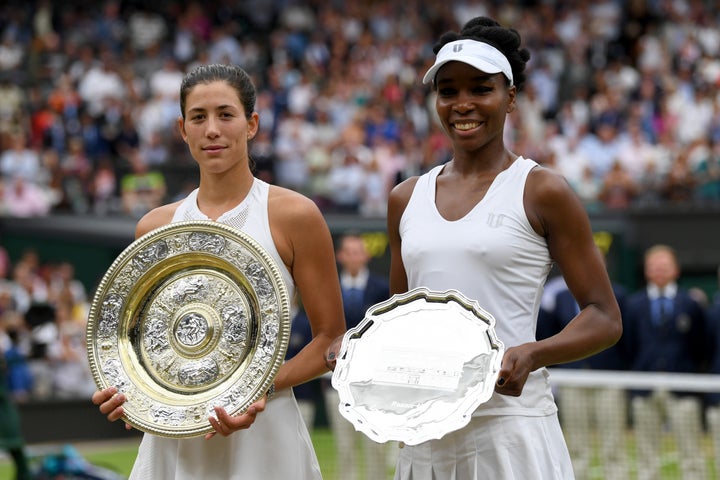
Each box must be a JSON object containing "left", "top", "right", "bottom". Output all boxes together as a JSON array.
[{"left": 423, "top": 39, "right": 514, "bottom": 86}]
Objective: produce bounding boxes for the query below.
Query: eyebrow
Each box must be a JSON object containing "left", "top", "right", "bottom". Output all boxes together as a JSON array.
[{"left": 187, "top": 104, "right": 237, "bottom": 113}]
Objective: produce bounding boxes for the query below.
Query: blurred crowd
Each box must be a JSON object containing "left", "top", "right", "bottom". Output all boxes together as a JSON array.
[
  {"left": 1, "top": 0, "right": 720, "bottom": 401},
  {"left": 0, "top": 0, "right": 717, "bottom": 221},
  {"left": 0, "top": 244, "right": 94, "bottom": 403}
]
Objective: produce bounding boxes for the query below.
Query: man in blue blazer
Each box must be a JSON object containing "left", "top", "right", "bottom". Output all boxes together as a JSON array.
[{"left": 623, "top": 244, "right": 709, "bottom": 480}]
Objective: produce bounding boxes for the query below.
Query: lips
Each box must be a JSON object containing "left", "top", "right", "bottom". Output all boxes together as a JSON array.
[
  {"left": 453, "top": 121, "right": 480, "bottom": 131},
  {"left": 203, "top": 145, "right": 226, "bottom": 152}
]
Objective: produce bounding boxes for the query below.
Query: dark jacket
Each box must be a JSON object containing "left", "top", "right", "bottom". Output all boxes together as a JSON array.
[
  {"left": 623, "top": 287, "right": 709, "bottom": 374},
  {"left": 341, "top": 273, "right": 390, "bottom": 331},
  {"left": 537, "top": 283, "right": 630, "bottom": 370}
]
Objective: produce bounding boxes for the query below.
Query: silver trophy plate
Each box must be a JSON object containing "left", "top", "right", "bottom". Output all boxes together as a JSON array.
[
  {"left": 86, "top": 220, "right": 290, "bottom": 438},
  {"left": 331, "top": 287, "right": 504, "bottom": 445}
]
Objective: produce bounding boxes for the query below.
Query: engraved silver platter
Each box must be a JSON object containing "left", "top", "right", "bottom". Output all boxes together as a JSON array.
[
  {"left": 331, "top": 287, "right": 504, "bottom": 445},
  {"left": 86, "top": 220, "right": 290, "bottom": 438}
]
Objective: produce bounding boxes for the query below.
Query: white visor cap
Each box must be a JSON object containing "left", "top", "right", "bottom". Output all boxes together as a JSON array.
[{"left": 423, "top": 39, "right": 514, "bottom": 86}]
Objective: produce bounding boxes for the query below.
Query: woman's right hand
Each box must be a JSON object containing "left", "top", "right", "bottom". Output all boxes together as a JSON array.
[
  {"left": 324, "top": 334, "right": 344, "bottom": 371},
  {"left": 91, "top": 386, "right": 132, "bottom": 429}
]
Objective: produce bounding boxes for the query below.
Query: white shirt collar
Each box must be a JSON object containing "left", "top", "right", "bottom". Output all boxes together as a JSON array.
[
  {"left": 340, "top": 268, "right": 369, "bottom": 290},
  {"left": 647, "top": 282, "right": 677, "bottom": 300}
]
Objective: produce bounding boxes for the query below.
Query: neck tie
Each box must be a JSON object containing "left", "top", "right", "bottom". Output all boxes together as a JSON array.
[
  {"left": 346, "top": 287, "right": 363, "bottom": 314},
  {"left": 653, "top": 296, "right": 671, "bottom": 325}
]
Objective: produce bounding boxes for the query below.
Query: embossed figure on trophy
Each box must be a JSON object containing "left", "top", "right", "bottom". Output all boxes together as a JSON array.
[
  {"left": 176, "top": 313, "right": 209, "bottom": 347},
  {"left": 145, "top": 318, "right": 168, "bottom": 354},
  {"left": 173, "top": 276, "right": 208, "bottom": 303},
  {"left": 222, "top": 305, "right": 248, "bottom": 344}
]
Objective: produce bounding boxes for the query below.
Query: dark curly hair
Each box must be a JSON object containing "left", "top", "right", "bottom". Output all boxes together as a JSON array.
[{"left": 432, "top": 16, "right": 531, "bottom": 91}]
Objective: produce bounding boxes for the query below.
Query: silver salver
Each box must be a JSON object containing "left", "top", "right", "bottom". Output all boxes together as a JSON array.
[
  {"left": 331, "top": 287, "right": 504, "bottom": 445},
  {"left": 86, "top": 220, "right": 290, "bottom": 438}
]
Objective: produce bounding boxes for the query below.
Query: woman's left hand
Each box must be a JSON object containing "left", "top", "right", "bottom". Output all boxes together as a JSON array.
[
  {"left": 205, "top": 396, "right": 268, "bottom": 439},
  {"left": 494, "top": 344, "right": 534, "bottom": 397}
]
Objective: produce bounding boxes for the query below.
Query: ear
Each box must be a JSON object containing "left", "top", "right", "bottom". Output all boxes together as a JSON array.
[
  {"left": 177, "top": 117, "right": 188, "bottom": 143},
  {"left": 507, "top": 85, "right": 517, "bottom": 114},
  {"left": 247, "top": 111, "right": 259, "bottom": 141}
]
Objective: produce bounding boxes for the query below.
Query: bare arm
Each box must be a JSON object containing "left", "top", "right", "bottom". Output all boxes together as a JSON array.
[
  {"left": 268, "top": 187, "right": 346, "bottom": 388},
  {"left": 495, "top": 166, "right": 622, "bottom": 396},
  {"left": 387, "top": 177, "right": 418, "bottom": 295}
]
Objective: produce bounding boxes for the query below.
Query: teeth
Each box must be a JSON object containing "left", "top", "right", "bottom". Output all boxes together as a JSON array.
[{"left": 455, "top": 122, "right": 479, "bottom": 131}]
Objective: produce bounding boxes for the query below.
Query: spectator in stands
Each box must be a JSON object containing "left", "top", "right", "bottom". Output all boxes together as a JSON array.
[
  {"left": 90, "top": 157, "right": 118, "bottom": 215},
  {"left": 327, "top": 151, "right": 365, "bottom": 213},
  {"left": 24, "top": 303, "right": 55, "bottom": 400},
  {"left": 0, "top": 131, "right": 42, "bottom": 182},
  {"left": 576, "top": 114, "right": 624, "bottom": 182},
  {"left": 598, "top": 160, "right": 639, "bottom": 209},
  {"left": 47, "top": 261, "right": 87, "bottom": 307},
  {"left": 47, "top": 294, "right": 95, "bottom": 399},
  {"left": 120, "top": 149, "right": 167, "bottom": 218},
  {"left": 694, "top": 137, "right": 720, "bottom": 203},
  {"left": 624, "top": 244, "right": 710, "bottom": 480},
  {"left": 3, "top": 177, "right": 52, "bottom": 218},
  {"left": 59, "top": 136, "right": 93, "bottom": 214},
  {"left": 148, "top": 56, "right": 183, "bottom": 102},
  {"left": 138, "top": 130, "right": 170, "bottom": 167},
  {"left": 273, "top": 110, "right": 314, "bottom": 192},
  {"left": 76, "top": 48, "right": 126, "bottom": 119},
  {"left": 0, "top": 74, "right": 25, "bottom": 136}
]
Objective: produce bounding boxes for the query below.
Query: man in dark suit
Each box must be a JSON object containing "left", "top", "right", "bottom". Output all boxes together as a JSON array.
[
  {"left": 537, "top": 250, "right": 631, "bottom": 480},
  {"left": 623, "top": 244, "right": 709, "bottom": 480},
  {"left": 324, "top": 233, "right": 392, "bottom": 480}
]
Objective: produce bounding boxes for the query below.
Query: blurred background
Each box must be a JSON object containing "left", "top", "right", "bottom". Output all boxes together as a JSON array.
[{"left": 0, "top": 0, "right": 719, "bottom": 478}]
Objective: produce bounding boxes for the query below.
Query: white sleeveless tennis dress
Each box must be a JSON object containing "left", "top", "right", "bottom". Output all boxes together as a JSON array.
[
  {"left": 394, "top": 158, "right": 574, "bottom": 479},
  {"left": 129, "top": 179, "right": 322, "bottom": 480}
]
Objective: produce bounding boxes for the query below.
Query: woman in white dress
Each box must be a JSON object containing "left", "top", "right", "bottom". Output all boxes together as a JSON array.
[
  {"left": 381, "top": 16, "right": 621, "bottom": 480},
  {"left": 92, "top": 64, "right": 346, "bottom": 479}
]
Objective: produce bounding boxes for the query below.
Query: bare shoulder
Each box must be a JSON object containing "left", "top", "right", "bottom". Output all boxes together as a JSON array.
[
  {"left": 135, "top": 202, "right": 182, "bottom": 238},
  {"left": 390, "top": 175, "right": 420, "bottom": 198},
  {"left": 387, "top": 176, "right": 419, "bottom": 221},
  {"left": 525, "top": 163, "right": 589, "bottom": 237},
  {"left": 526, "top": 164, "right": 573, "bottom": 197},
  {"left": 267, "top": 186, "right": 332, "bottom": 268},
  {"left": 267, "top": 185, "right": 323, "bottom": 226}
]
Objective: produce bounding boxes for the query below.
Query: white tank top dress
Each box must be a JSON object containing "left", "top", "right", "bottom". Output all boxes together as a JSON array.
[
  {"left": 394, "top": 158, "right": 574, "bottom": 479},
  {"left": 129, "top": 179, "right": 322, "bottom": 480}
]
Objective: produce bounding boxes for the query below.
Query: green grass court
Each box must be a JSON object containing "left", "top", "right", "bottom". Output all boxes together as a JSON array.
[{"left": 1, "top": 428, "right": 718, "bottom": 479}]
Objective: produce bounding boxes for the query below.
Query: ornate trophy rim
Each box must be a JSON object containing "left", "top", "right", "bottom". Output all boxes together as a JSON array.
[
  {"left": 331, "top": 287, "right": 504, "bottom": 445},
  {"left": 86, "top": 220, "right": 290, "bottom": 438}
]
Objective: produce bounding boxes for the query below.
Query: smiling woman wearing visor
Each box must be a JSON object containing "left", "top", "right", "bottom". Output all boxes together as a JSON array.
[{"left": 385, "top": 16, "right": 622, "bottom": 479}]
